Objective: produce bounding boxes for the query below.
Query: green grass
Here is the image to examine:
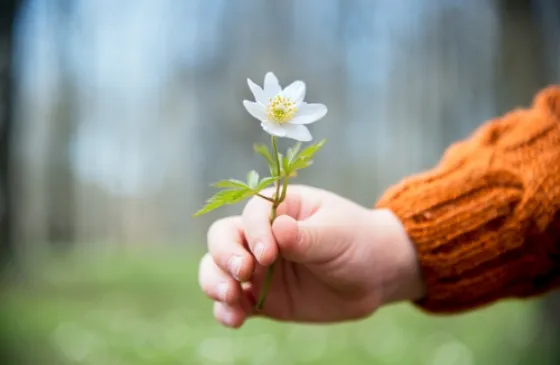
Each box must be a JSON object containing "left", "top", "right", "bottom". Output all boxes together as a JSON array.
[{"left": 0, "top": 247, "right": 555, "bottom": 365}]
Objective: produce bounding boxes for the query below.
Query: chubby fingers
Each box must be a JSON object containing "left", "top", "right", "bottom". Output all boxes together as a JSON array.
[
  {"left": 198, "top": 253, "right": 243, "bottom": 305},
  {"left": 198, "top": 253, "right": 255, "bottom": 328},
  {"left": 207, "top": 216, "right": 256, "bottom": 282}
]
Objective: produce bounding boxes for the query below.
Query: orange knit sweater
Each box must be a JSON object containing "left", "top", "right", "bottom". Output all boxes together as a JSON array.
[{"left": 376, "top": 86, "right": 560, "bottom": 314}]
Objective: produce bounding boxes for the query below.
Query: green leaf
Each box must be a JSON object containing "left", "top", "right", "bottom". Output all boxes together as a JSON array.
[
  {"left": 297, "top": 139, "right": 326, "bottom": 161},
  {"left": 290, "top": 159, "right": 313, "bottom": 171},
  {"left": 282, "top": 155, "right": 290, "bottom": 175},
  {"left": 193, "top": 190, "right": 235, "bottom": 217},
  {"left": 287, "top": 139, "right": 326, "bottom": 173},
  {"left": 286, "top": 142, "right": 302, "bottom": 164},
  {"left": 267, "top": 152, "right": 283, "bottom": 177},
  {"left": 253, "top": 143, "right": 275, "bottom": 166},
  {"left": 193, "top": 187, "right": 255, "bottom": 217},
  {"left": 211, "top": 179, "right": 249, "bottom": 189},
  {"left": 246, "top": 170, "right": 259, "bottom": 189},
  {"left": 255, "top": 176, "right": 281, "bottom": 191},
  {"left": 269, "top": 164, "right": 278, "bottom": 177},
  {"left": 193, "top": 199, "right": 226, "bottom": 217},
  {"left": 228, "top": 189, "right": 255, "bottom": 204}
]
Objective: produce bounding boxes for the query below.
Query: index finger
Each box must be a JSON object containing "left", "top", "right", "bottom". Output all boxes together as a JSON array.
[
  {"left": 242, "top": 189, "right": 279, "bottom": 266},
  {"left": 207, "top": 216, "right": 255, "bottom": 282}
]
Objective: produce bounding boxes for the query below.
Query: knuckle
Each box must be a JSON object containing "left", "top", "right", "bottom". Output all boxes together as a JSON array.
[
  {"left": 235, "top": 255, "right": 254, "bottom": 281},
  {"left": 243, "top": 232, "right": 260, "bottom": 248}
]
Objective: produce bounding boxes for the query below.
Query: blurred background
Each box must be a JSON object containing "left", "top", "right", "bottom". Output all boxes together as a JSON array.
[{"left": 1, "top": 0, "right": 559, "bottom": 364}]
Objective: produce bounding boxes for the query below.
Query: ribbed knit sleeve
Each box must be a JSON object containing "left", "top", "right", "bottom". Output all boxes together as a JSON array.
[{"left": 376, "top": 86, "right": 560, "bottom": 313}]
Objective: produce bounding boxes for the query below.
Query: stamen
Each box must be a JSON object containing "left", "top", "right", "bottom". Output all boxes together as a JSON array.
[{"left": 267, "top": 95, "right": 297, "bottom": 124}]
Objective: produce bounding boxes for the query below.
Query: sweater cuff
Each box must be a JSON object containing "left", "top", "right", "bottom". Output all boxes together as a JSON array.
[{"left": 375, "top": 86, "right": 560, "bottom": 313}]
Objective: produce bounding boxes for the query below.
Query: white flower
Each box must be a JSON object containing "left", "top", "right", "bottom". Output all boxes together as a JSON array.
[{"left": 243, "top": 72, "right": 327, "bottom": 142}]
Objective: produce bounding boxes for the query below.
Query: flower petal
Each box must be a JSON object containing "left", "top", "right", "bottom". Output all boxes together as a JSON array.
[
  {"left": 290, "top": 103, "right": 328, "bottom": 125},
  {"left": 282, "top": 80, "right": 306, "bottom": 104},
  {"left": 261, "top": 121, "right": 287, "bottom": 137},
  {"left": 264, "top": 72, "right": 281, "bottom": 98},
  {"left": 283, "top": 124, "right": 312, "bottom": 142},
  {"left": 247, "top": 78, "right": 267, "bottom": 105},
  {"left": 243, "top": 100, "right": 267, "bottom": 121}
]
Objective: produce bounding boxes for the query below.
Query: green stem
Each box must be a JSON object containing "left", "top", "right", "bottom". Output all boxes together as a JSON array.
[
  {"left": 271, "top": 136, "right": 282, "bottom": 205},
  {"left": 256, "top": 194, "right": 275, "bottom": 203},
  {"left": 255, "top": 136, "right": 288, "bottom": 311},
  {"left": 279, "top": 171, "right": 290, "bottom": 202}
]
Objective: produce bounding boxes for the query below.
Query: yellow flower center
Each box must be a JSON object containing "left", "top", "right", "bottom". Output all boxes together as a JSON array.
[{"left": 267, "top": 95, "right": 297, "bottom": 124}]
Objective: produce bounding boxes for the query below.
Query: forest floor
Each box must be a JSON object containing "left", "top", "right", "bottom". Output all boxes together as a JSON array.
[{"left": 0, "top": 246, "right": 554, "bottom": 365}]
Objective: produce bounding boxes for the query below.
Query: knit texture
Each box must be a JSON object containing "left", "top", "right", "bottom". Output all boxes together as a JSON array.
[{"left": 376, "top": 86, "right": 560, "bottom": 313}]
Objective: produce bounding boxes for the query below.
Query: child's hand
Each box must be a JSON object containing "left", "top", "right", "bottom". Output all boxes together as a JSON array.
[{"left": 198, "top": 185, "right": 425, "bottom": 328}]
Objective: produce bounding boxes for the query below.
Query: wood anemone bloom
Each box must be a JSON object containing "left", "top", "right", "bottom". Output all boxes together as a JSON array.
[{"left": 243, "top": 72, "right": 327, "bottom": 142}]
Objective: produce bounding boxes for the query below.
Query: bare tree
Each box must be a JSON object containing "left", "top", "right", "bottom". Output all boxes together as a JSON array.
[
  {"left": 0, "top": 0, "right": 21, "bottom": 270},
  {"left": 0, "top": 2, "right": 22, "bottom": 363},
  {"left": 494, "top": 0, "right": 547, "bottom": 113},
  {"left": 46, "top": 0, "right": 77, "bottom": 249}
]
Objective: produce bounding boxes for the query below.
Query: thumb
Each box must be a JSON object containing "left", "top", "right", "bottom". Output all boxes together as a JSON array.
[{"left": 271, "top": 214, "right": 340, "bottom": 264}]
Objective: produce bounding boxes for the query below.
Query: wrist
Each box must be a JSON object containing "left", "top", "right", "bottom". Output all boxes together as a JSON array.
[{"left": 372, "top": 209, "right": 426, "bottom": 306}]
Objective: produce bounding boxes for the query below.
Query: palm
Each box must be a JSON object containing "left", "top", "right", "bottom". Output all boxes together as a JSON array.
[{"left": 245, "top": 186, "right": 381, "bottom": 322}]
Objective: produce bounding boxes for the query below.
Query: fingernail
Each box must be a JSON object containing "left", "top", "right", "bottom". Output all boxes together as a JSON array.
[
  {"left": 217, "top": 282, "right": 229, "bottom": 301},
  {"left": 228, "top": 256, "right": 242, "bottom": 280},
  {"left": 254, "top": 242, "right": 264, "bottom": 262}
]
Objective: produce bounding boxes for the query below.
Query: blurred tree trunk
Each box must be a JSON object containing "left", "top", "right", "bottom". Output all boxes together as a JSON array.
[
  {"left": 495, "top": 1, "right": 559, "bottom": 363},
  {"left": 494, "top": 0, "right": 546, "bottom": 114},
  {"left": 0, "top": 0, "right": 21, "bottom": 269},
  {"left": 46, "top": 0, "right": 76, "bottom": 249},
  {"left": 0, "top": 1, "right": 21, "bottom": 363}
]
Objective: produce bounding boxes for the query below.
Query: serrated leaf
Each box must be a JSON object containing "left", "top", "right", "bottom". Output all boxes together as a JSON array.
[
  {"left": 209, "top": 188, "right": 248, "bottom": 204},
  {"left": 211, "top": 179, "right": 249, "bottom": 189},
  {"left": 286, "top": 139, "right": 325, "bottom": 173},
  {"left": 297, "top": 139, "right": 326, "bottom": 161},
  {"left": 290, "top": 159, "right": 313, "bottom": 171},
  {"left": 228, "top": 189, "right": 255, "bottom": 204},
  {"left": 246, "top": 170, "right": 259, "bottom": 189},
  {"left": 193, "top": 190, "right": 237, "bottom": 216},
  {"left": 193, "top": 187, "right": 255, "bottom": 217},
  {"left": 253, "top": 143, "right": 275, "bottom": 166},
  {"left": 193, "top": 199, "right": 226, "bottom": 217},
  {"left": 255, "top": 176, "right": 281, "bottom": 191}
]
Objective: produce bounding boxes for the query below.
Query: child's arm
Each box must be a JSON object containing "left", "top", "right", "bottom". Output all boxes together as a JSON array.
[{"left": 376, "top": 86, "right": 560, "bottom": 313}]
